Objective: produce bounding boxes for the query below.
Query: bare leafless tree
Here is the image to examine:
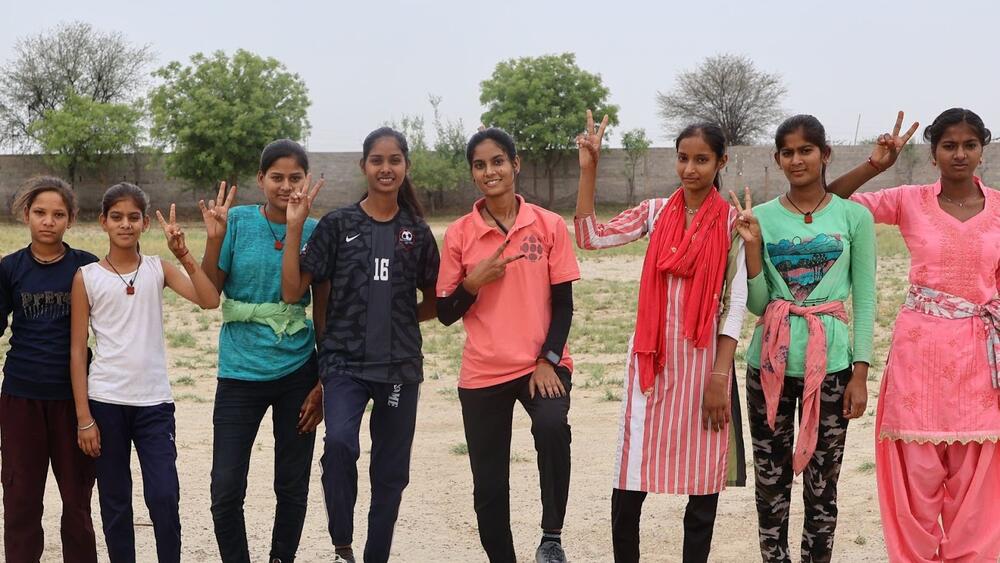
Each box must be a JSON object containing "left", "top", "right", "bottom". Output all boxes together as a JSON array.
[
  {"left": 0, "top": 21, "right": 154, "bottom": 152},
  {"left": 656, "top": 54, "right": 786, "bottom": 146}
]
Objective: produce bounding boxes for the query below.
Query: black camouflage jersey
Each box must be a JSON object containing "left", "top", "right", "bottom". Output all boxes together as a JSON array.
[{"left": 301, "top": 203, "right": 440, "bottom": 384}]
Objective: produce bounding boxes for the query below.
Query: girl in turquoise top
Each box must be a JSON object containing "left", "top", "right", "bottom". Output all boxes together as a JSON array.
[
  {"left": 199, "top": 139, "right": 324, "bottom": 563},
  {"left": 737, "top": 115, "right": 875, "bottom": 563}
]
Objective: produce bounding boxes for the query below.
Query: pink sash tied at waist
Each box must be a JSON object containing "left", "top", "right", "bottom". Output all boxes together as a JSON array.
[
  {"left": 903, "top": 285, "right": 1000, "bottom": 391},
  {"left": 759, "top": 299, "right": 849, "bottom": 475}
]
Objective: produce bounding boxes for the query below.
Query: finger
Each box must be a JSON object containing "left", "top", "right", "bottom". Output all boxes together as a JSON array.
[
  {"left": 491, "top": 240, "right": 510, "bottom": 259},
  {"left": 900, "top": 121, "right": 919, "bottom": 145},
  {"left": 728, "top": 190, "right": 744, "bottom": 212},
  {"left": 843, "top": 396, "right": 852, "bottom": 417},
  {"left": 744, "top": 186, "right": 753, "bottom": 211},
  {"left": 556, "top": 378, "right": 567, "bottom": 397},
  {"left": 302, "top": 174, "right": 312, "bottom": 196},
  {"left": 224, "top": 184, "right": 237, "bottom": 207},
  {"left": 586, "top": 109, "right": 594, "bottom": 135},
  {"left": 596, "top": 114, "right": 609, "bottom": 140},
  {"left": 198, "top": 200, "right": 207, "bottom": 213},
  {"left": 502, "top": 253, "right": 526, "bottom": 265},
  {"left": 217, "top": 181, "right": 226, "bottom": 206},
  {"left": 892, "top": 110, "right": 904, "bottom": 137},
  {"left": 308, "top": 178, "right": 325, "bottom": 202},
  {"left": 155, "top": 210, "right": 168, "bottom": 230},
  {"left": 702, "top": 409, "right": 710, "bottom": 431},
  {"left": 169, "top": 203, "right": 176, "bottom": 226},
  {"left": 528, "top": 378, "right": 536, "bottom": 400}
]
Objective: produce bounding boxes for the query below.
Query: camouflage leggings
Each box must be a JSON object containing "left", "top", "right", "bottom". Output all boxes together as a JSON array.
[{"left": 746, "top": 367, "right": 851, "bottom": 563}]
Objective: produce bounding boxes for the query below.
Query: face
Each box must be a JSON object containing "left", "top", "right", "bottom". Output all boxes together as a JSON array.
[
  {"left": 933, "top": 122, "right": 983, "bottom": 182},
  {"left": 675, "top": 134, "right": 727, "bottom": 192},
  {"left": 258, "top": 156, "right": 306, "bottom": 212},
  {"left": 775, "top": 128, "right": 829, "bottom": 188},
  {"left": 25, "top": 190, "right": 72, "bottom": 245},
  {"left": 100, "top": 198, "right": 148, "bottom": 249},
  {"left": 470, "top": 139, "right": 520, "bottom": 198},
  {"left": 360, "top": 137, "right": 408, "bottom": 196}
]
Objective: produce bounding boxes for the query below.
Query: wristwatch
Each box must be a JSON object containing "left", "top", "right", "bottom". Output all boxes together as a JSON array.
[{"left": 539, "top": 350, "right": 561, "bottom": 368}]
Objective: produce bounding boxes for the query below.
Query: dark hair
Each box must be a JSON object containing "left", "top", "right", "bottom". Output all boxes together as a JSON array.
[
  {"left": 775, "top": 114, "right": 832, "bottom": 188},
  {"left": 466, "top": 127, "right": 518, "bottom": 166},
  {"left": 259, "top": 138, "right": 309, "bottom": 174},
  {"left": 361, "top": 127, "right": 425, "bottom": 218},
  {"left": 675, "top": 123, "right": 727, "bottom": 190},
  {"left": 101, "top": 182, "right": 149, "bottom": 216},
  {"left": 922, "top": 108, "right": 992, "bottom": 152},
  {"left": 12, "top": 176, "right": 77, "bottom": 220}
]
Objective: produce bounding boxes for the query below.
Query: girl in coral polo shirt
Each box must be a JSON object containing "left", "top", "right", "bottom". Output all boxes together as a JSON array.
[{"left": 437, "top": 128, "right": 580, "bottom": 563}]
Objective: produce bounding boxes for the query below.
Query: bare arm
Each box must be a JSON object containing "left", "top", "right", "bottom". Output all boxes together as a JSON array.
[
  {"left": 574, "top": 109, "right": 609, "bottom": 219},
  {"left": 163, "top": 257, "right": 220, "bottom": 309},
  {"left": 70, "top": 271, "right": 100, "bottom": 457},
  {"left": 282, "top": 175, "right": 325, "bottom": 304},
  {"left": 417, "top": 285, "right": 437, "bottom": 322},
  {"left": 828, "top": 111, "right": 919, "bottom": 198}
]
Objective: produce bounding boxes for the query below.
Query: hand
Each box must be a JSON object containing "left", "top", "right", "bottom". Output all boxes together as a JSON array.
[
  {"left": 199, "top": 181, "right": 237, "bottom": 240},
  {"left": 576, "top": 109, "right": 609, "bottom": 171},
  {"left": 729, "top": 187, "right": 761, "bottom": 245},
  {"left": 842, "top": 365, "right": 869, "bottom": 419},
  {"left": 701, "top": 372, "right": 731, "bottom": 432},
  {"left": 529, "top": 360, "right": 567, "bottom": 399},
  {"left": 156, "top": 204, "right": 189, "bottom": 259},
  {"left": 286, "top": 174, "right": 325, "bottom": 228},
  {"left": 77, "top": 422, "right": 101, "bottom": 458},
  {"left": 297, "top": 383, "right": 324, "bottom": 434},
  {"left": 869, "top": 111, "right": 919, "bottom": 172},
  {"left": 462, "top": 240, "right": 525, "bottom": 294}
]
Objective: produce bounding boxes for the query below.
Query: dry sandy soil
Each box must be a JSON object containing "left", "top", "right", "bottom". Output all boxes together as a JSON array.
[{"left": 0, "top": 220, "right": 909, "bottom": 562}]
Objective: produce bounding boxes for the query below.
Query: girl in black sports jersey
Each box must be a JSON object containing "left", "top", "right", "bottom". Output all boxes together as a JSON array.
[{"left": 280, "top": 127, "right": 440, "bottom": 563}]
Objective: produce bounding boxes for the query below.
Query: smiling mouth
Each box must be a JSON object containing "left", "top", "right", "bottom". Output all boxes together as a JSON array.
[
  {"left": 377, "top": 177, "right": 395, "bottom": 185},
  {"left": 484, "top": 178, "right": 501, "bottom": 187}
]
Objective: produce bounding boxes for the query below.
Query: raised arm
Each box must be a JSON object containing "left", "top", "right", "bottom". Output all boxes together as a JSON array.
[
  {"left": 199, "top": 181, "right": 237, "bottom": 293},
  {"left": 157, "top": 204, "right": 221, "bottom": 309},
  {"left": 827, "top": 111, "right": 918, "bottom": 198},
  {"left": 575, "top": 109, "right": 609, "bottom": 219},
  {"left": 282, "top": 175, "right": 324, "bottom": 304}
]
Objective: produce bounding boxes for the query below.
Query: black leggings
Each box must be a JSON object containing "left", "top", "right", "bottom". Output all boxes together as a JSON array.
[{"left": 611, "top": 488, "right": 719, "bottom": 563}]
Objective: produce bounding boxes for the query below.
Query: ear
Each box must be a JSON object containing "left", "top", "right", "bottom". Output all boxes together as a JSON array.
[
  {"left": 99, "top": 213, "right": 108, "bottom": 230},
  {"left": 717, "top": 154, "right": 729, "bottom": 170},
  {"left": 512, "top": 155, "right": 521, "bottom": 175},
  {"left": 257, "top": 171, "right": 265, "bottom": 190},
  {"left": 773, "top": 152, "right": 781, "bottom": 167},
  {"left": 822, "top": 146, "right": 832, "bottom": 165},
  {"left": 142, "top": 215, "right": 151, "bottom": 232}
]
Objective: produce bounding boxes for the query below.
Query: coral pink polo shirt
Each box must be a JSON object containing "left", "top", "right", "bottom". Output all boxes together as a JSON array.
[{"left": 438, "top": 196, "right": 581, "bottom": 389}]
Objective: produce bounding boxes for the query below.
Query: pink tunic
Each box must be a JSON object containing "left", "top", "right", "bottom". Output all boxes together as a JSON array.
[
  {"left": 852, "top": 180, "right": 1000, "bottom": 443},
  {"left": 575, "top": 199, "right": 747, "bottom": 494}
]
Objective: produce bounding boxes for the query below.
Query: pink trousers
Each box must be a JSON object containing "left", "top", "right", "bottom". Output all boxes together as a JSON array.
[{"left": 876, "top": 439, "right": 1000, "bottom": 562}]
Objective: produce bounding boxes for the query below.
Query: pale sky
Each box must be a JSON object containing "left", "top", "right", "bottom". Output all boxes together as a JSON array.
[{"left": 3, "top": 0, "right": 998, "bottom": 151}]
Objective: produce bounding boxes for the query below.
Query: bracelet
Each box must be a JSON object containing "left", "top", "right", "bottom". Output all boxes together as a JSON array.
[
  {"left": 77, "top": 419, "right": 96, "bottom": 431},
  {"left": 709, "top": 370, "right": 729, "bottom": 378},
  {"left": 176, "top": 249, "right": 191, "bottom": 260},
  {"left": 866, "top": 157, "right": 884, "bottom": 173}
]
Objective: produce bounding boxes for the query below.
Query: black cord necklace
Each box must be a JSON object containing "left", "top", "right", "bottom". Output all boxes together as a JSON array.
[
  {"left": 261, "top": 205, "right": 286, "bottom": 250},
  {"left": 483, "top": 201, "right": 518, "bottom": 235},
  {"left": 30, "top": 244, "right": 67, "bottom": 264},
  {"left": 785, "top": 192, "right": 827, "bottom": 224},
  {"left": 106, "top": 253, "right": 142, "bottom": 295}
]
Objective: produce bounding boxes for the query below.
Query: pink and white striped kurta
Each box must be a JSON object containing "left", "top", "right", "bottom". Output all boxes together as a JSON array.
[{"left": 575, "top": 198, "right": 748, "bottom": 494}]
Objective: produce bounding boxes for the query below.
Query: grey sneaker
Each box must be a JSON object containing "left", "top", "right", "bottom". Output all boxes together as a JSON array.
[
  {"left": 333, "top": 555, "right": 355, "bottom": 563},
  {"left": 535, "top": 541, "right": 567, "bottom": 563}
]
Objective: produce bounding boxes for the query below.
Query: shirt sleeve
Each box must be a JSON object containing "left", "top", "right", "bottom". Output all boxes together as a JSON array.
[
  {"left": 419, "top": 225, "right": 441, "bottom": 290},
  {"left": 849, "top": 187, "right": 904, "bottom": 225},
  {"left": 436, "top": 225, "right": 465, "bottom": 298},
  {"left": 548, "top": 218, "right": 581, "bottom": 285},
  {"left": 217, "top": 212, "right": 237, "bottom": 274},
  {"left": 573, "top": 199, "right": 652, "bottom": 250},
  {"left": 849, "top": 207, "right": 877, "bottom": 365},
  {"left": 719, "top": 239, "right": 748, "bottom": 340},
  {"left": 300, "top": 214, "right": 337, "bottom": 283}
]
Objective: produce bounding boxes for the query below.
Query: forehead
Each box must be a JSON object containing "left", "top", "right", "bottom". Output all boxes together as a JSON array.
[
  {"left": 471, "top": 139, "right": 508, "bottom": 161},
  {"left": 676, "top": 134, "right": 714, "bottom": 154},
  {"left": 265, "top": 156, "right": 305, "bottom": 174},
  {"left": 31, "top": 190, "right": 68, "bottom": 209},
  {"left": 779, "top": 129, "right": 817, "bottom": 149},
  {"left": 367, "top": 136, "right": 404, "bottom": 156},
  {"left": 939, "top": 122, "right": 980, "bottom": 142},
  {"left": 107, "top": 198, "right": 143, "bottom": 214}
]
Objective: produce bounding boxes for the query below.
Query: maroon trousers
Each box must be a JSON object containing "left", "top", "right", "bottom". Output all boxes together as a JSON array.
[{"left": 0, "top": 394, "right": 97, "bottom": 563}]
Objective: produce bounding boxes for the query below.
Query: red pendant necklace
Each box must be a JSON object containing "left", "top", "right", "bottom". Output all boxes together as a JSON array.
[
  {"left": 106, "top": 254, "right": 142, "bottom": 295},
  {"left": 785, "top": 192, "right": 826, "bottom": 224},
  {"left": 261, "top": 205, "right": 286, "bottom": 250}
]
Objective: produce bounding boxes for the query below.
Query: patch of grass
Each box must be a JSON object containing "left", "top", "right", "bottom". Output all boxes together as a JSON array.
[
  {"left": 171, "top": 376, "right": 195, "bottom": 386},
  {"left": 856, "top": 461, "right": 876, "bottom": 474},
  {"left": 175, "top": 393, "right": 209, "bottom": 403},
  {"left": 601, "top": 389, "right": 621, "bottom": 402},
  {"left": 511, "top": 452, "right": 530, "bottom": 463},
  {"left": 166, "top": 331, "right": 196, "bottom": 348},
  {"left": 853, "top": 535, "right": 867, "bottom": 546},
  {"left": 450, "top": 442, "right": 469, "bottom": 456},
  {"left": 436, "top": 387, "right": 459, "bottom": 401}
]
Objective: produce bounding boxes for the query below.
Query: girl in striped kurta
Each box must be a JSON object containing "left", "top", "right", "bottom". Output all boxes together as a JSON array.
[{"left": 574, "top": 113, "right": 749, "bottom": 563}]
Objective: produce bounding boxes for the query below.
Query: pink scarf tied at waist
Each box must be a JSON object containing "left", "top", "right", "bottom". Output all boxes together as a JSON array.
[
  {"left": 903, "top": 285, "right": 1000, "bottom": 390},
  {"left": 758, "top": 299, "right": 849, "bottom": 475}
]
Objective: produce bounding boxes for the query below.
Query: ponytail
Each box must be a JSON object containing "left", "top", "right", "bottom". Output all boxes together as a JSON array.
[{"left": 398, "top": 176, "right": 425, "bottom": 218}]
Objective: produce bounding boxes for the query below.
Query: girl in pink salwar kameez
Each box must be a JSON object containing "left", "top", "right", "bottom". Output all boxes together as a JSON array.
[{"left": 829, "top": 108, "right": 1000, "bottom": 562}]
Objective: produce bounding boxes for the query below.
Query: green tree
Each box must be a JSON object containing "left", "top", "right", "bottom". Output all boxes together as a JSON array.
[
  {"left": 0, "top": 21, "right": 153, "bottom": 152},
  {"left": 148, "top": 50, "right": 310, "bottom": 190},
  {"left": 29, "top": 92, "right": 143, "bottom": 183},
  {"left": 479, "top": 53, "right": 619, "bottom": 207},
  {"left": 621, "top": 128, "right": 651, "bottom": 206}
]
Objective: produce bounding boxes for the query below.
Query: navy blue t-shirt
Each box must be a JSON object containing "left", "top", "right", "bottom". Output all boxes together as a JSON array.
[
  {"left": 300, "top": 204, "right": 440, "bottom": 384},
  {"left": 0, "top": 244, "right": 98, "bottom": 400}
]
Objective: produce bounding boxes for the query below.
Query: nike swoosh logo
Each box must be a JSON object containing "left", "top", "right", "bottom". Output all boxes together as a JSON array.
[{"left": 346, "top": 234, "right": 360, "bottom": 242}]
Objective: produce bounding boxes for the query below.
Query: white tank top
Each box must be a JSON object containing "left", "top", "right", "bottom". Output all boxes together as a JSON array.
[{"left": 81, "top": 255, "right": 172, "bottom": 406}]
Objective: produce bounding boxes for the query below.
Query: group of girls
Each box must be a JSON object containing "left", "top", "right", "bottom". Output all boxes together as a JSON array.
[{"left": 0, "top": 104, "right": 996, "bottom": 563}]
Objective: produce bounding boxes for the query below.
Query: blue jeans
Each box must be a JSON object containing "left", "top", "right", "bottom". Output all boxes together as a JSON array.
[{"left": 210, "top": 355, "right": 318, "bottom": 563}]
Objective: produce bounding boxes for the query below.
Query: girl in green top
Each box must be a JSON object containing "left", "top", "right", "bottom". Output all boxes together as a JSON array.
[{"left": 735, "top": 114, "right": 875, "bottom": 563}]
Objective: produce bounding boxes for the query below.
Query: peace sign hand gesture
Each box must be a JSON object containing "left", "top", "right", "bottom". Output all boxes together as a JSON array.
[
  {"left": 156, "top": 204, "right": 189, "bottom": 259},
  {"left": 462, "top": 240, "right": 525, "bottom": 294},
  {"left": 869, "top": 111, "right": 919, "bottom": 172},
  {"left": 729, "top": 187, "right": 761, "bottom": 245},
  {"left": 286, "top": 174, "right": 325, "bottom": 228},
  {"left": 199, "top": 181, "right": 237, "bottom": 241},
  {"left": 577, "top": 109, "right": 609, "bottom": 172}
]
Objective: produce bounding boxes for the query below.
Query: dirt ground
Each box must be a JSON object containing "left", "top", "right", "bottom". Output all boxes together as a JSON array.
[{"left": 0, "top": 221, "right": 905, "bottom": 562}]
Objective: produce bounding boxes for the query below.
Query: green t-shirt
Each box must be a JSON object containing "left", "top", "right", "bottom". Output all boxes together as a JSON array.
[
  {"left": 217, "top": 205, "right": 318, "bottom": 381},
  {"left": 746, "top": 195, "right": 876, "bottom": 376}
]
